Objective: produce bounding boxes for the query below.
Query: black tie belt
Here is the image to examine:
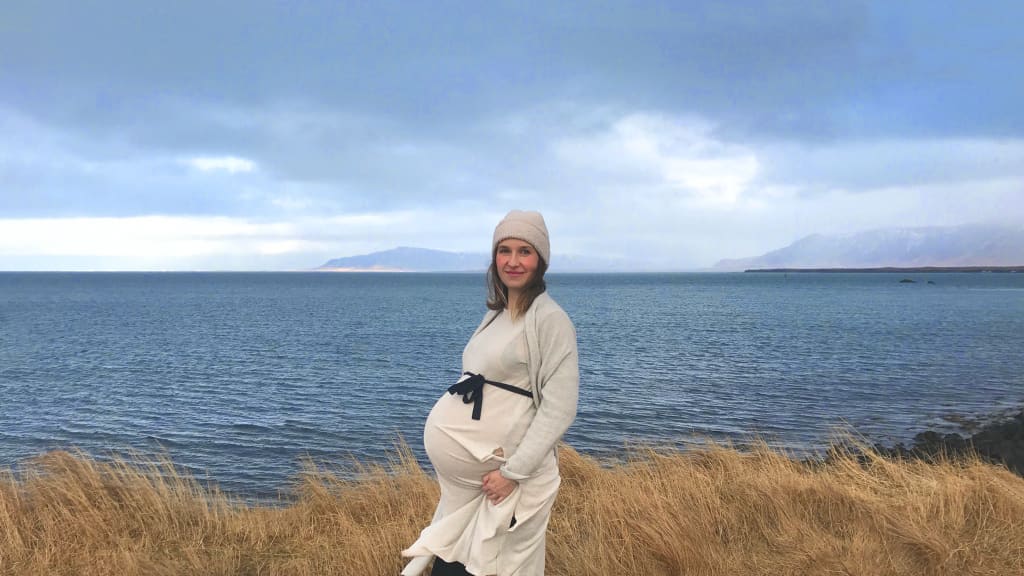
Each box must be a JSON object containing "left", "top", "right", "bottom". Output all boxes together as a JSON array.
[{"left": 447, "top": 371, "right": 533, "bottom": 420}]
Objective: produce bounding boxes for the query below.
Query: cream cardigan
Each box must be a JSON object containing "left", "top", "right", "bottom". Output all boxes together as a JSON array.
[{"left": 471, "top": 291, "right": 579, "bottom": 481}]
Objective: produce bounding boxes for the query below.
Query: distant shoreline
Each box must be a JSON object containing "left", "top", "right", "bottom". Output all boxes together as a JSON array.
[
  {"left": 315, "top": 266, "right": 409, "bottom": 273},
  {"left": 745, "top": 266, "right": 1024, "bottom": 273}
]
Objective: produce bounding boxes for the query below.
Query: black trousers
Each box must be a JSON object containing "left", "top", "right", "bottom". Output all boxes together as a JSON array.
[{"left": 430, "top": 557, "right": 473, "bottom": 576}]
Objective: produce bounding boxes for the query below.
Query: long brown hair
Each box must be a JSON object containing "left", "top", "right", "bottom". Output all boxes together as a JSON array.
[{"left": 486, "top": 249, "right": 548, "bottom": 320}]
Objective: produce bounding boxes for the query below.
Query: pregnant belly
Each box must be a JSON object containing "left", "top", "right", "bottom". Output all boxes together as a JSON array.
[{"left": 423, "top": 392, "right": 532, "bottom": 484}]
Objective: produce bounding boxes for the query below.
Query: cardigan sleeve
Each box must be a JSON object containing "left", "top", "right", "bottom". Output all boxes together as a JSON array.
[{"left": 500, "top": 305, "right": 579, "bottom": 480}]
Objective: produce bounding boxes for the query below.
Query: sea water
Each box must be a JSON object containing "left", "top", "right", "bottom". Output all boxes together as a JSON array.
[{"left": 1, "top": 272, "right": 1022, "bottom": 498}]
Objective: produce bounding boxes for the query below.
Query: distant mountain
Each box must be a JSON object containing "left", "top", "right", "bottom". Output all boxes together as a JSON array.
[
  {"left": 317, "top": 247, "right": 637, "bottom": 272},
  {"left": 713, "top": 224, "right": 1024, "bottom": 271},
  {"left": 319, "top": 247, "right": 488, "bottom": 272}
]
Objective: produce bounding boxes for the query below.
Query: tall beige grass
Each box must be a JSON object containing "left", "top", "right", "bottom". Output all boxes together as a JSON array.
[{"left": 1, "top": 442, "right": 1022, "bottom": 576}]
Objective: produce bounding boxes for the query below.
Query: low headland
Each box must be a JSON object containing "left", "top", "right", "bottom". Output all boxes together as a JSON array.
[{"left": 1, "top": 412, "right": 1022, "bottom": 576}]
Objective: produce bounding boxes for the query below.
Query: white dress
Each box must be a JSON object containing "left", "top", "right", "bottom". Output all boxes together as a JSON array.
[{"left": 402, "top": 311, "right": 561, "bottom": 576}]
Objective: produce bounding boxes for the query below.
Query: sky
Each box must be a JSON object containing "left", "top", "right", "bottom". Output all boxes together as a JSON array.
[{"left": 1, "top": 1, "right": 1022, "bottom": 271}]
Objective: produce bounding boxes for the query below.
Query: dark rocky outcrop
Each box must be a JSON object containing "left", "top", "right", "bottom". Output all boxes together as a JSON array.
[{"left": 871, "top": 411, "right": 1024, "bottom": 476}]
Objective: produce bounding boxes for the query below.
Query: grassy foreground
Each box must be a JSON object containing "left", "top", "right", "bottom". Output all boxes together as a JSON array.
[{"left": 1, "top": 443, "right": 1022, "bottom": 576}]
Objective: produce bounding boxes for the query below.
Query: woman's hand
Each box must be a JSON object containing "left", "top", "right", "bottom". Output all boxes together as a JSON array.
[{"left": 481, "top": 470, "right": 518, "bottom": 504}]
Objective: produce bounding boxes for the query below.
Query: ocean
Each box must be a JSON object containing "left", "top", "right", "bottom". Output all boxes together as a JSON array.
[{"left": 1, "top": 271, "right": 1022, "bottom": 499}]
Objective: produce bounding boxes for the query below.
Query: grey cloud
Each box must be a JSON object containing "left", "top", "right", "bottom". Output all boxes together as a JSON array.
[
  {"left": 0, "top": 107, "right": 269, "bottom": 217},
  {"left": 7, "top": 0, "right": 1019, "bottom": 144},
  {"left": 0, "top": 101, "right": 538, "bottom": 218}
]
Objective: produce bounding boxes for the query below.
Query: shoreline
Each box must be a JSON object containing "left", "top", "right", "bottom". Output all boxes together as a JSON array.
[
  {"left": 3, "top": 406, "right": 1021, "bottom": 499},
  {"left": 746, "top": 266, "right": 1024, "bottom": 273}
]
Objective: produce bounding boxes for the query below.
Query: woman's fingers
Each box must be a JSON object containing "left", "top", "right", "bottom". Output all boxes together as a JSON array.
[
  {"left": 484, "top": 489, "right": 508, "bottom": 503},
  {"left": 481, "top": 469, "right": 517, "bottom": 504}
]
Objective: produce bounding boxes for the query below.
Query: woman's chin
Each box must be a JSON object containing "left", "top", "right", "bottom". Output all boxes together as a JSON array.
[{"left": 502, "top": 277, "right": 529, "bottom": 290}]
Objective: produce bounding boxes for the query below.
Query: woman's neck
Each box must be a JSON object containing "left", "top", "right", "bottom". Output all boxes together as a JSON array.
[
  {"left": 506, "top": 289, "right": 523, "bottom": 319},
  {"left": 507, "top": 289, "right": 522, "bottom": 313}
]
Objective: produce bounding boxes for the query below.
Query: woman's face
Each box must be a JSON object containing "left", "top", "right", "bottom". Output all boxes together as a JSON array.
[{"left": 495, "top": 238, "right": 539, "bottom": 294}]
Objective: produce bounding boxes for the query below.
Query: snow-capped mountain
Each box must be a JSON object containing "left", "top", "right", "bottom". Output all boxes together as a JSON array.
[{"left": 713, "top": 224, "right": 1024, "bottom": 271}]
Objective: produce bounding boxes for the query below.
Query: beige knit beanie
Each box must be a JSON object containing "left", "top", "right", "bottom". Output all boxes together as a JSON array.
[{"left": 492, "top": 210, "right": 550, "bottom": 265}]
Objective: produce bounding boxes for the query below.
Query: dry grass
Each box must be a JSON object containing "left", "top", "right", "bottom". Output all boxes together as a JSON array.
[{"left": 1, "top": 441, "right": 1022, "bottom": 576}]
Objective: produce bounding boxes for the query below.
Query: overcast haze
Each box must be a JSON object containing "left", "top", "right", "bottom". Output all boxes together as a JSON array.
[{"left": 2, "top": 1, "right": 1022, "bottom": 271}]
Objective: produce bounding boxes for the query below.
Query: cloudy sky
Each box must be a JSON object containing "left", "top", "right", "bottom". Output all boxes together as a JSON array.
[{"left": 2, "top": 1, "right": 1022, "bottom": 270}]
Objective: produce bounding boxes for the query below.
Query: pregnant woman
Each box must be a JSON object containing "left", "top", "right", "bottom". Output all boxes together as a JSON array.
[{"left": 402, "top": 210, "right": 579, "bottom": 576}]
